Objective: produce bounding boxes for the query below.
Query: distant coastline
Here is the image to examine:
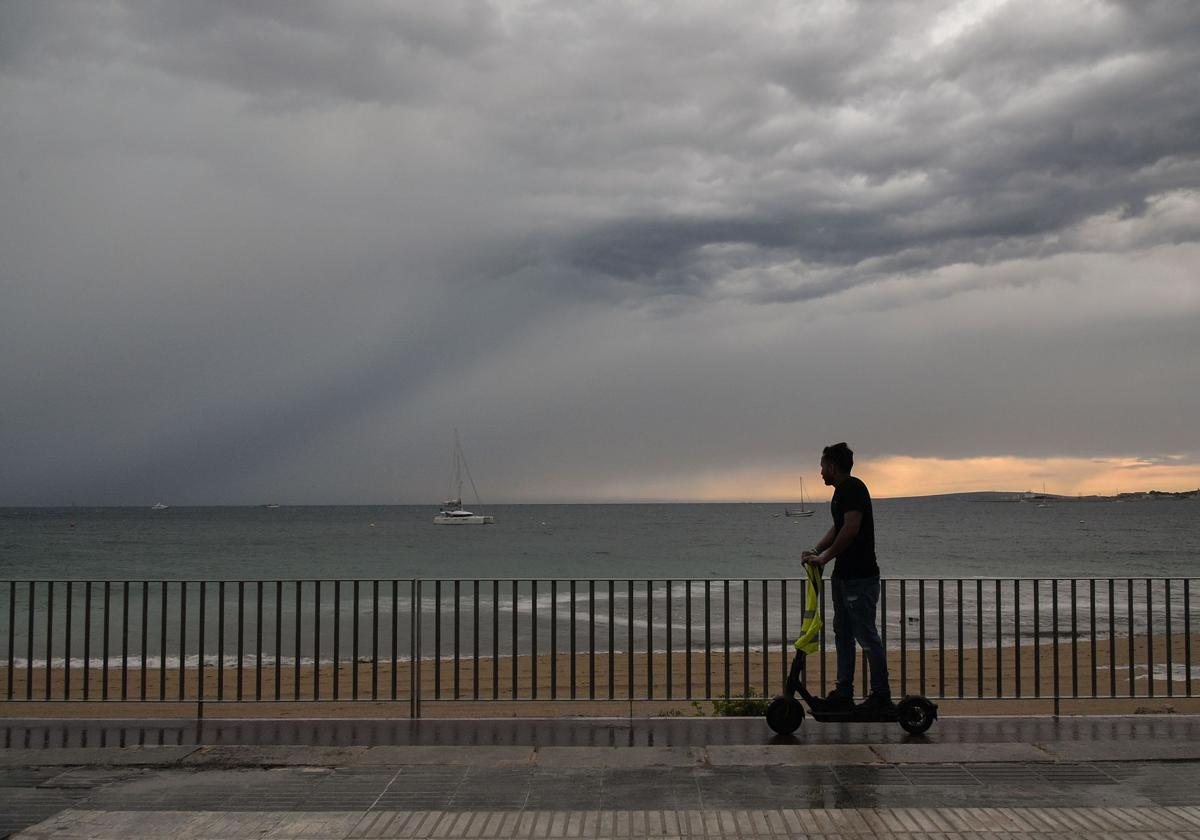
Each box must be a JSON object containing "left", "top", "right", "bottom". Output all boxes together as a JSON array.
[{"left": 956, "top": 489, "right": 1200, "bottom": 503}]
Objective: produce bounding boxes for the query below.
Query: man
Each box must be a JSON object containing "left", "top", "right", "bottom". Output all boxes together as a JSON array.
[{"left": 800, "top": 442, "right": 893, "bottom": 712}]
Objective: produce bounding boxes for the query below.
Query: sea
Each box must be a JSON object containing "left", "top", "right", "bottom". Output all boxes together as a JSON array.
[{"left": 1, "top": 499, "right": 1197, "bottom": 670}]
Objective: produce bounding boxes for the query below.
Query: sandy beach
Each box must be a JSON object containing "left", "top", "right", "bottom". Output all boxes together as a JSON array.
[{"left": 3, "top": 630, "right": 1197, "bottom": 719}]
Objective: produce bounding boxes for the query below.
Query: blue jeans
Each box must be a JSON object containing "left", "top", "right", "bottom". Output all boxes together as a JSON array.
[{"left": 831, "top": 576, "right": 891, "bottom": 698}]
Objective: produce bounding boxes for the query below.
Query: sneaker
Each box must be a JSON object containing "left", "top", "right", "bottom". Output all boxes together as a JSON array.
[
  {"left": 856, "top": 692, "right": 896, "bottom": 713},
  {"left": 816, "top": 688, "right": 854, "bottom": 712}
]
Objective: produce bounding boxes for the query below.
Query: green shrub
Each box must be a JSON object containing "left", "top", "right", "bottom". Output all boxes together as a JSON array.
[{"left": 710, "top": 687, "right": 770, "bottom": 717}]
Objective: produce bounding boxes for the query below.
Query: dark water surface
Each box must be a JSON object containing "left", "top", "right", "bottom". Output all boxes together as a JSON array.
[{"left": 2, "top": 499, "right": 1197, "bottom": 580}]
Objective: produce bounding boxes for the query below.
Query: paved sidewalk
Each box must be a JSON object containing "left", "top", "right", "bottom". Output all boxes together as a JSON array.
[{"left": 2, "top": 716, "right": 1199, "bottom": 839}]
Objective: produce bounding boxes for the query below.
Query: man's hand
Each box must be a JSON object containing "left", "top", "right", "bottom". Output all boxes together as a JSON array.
[{"left": 801, "top": 549, "right": 829, "bottom": 567}]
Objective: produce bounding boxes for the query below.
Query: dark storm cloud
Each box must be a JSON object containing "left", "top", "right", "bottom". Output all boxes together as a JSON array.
[{"left": 2, "top": 0, "right": 1200, "bottom": 504}]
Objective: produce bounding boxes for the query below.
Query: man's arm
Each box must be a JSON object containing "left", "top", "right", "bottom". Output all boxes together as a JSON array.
[
  {"left": 801, "top": 524, "right": 838, "bottom": 563},
  {"left": 807, "top": 511, "right": 862, "bottom": 568}
]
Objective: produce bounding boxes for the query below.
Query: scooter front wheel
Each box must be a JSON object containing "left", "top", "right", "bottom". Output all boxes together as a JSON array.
[
  {"left": 766, "top": 696, "right": 805, "bottom": 734},
  {"left": 897, "top": 696, "right": 936, "bottom": 735}
]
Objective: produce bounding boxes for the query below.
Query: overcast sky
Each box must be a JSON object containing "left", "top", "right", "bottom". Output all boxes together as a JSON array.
[{"left": 2, "top": 0, "right": 1199, "bottom": 505}]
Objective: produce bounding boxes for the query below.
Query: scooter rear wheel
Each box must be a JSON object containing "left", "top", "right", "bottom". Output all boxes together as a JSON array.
[
  {"left": 897, "top": 696, "right": 936, "bottom": 735},
  {"left": 766, "top": 696, "right": 805, "bottom": 734}
]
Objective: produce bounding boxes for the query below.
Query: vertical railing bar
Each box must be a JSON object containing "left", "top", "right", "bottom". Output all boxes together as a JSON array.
[
  {"left": 313, "top": 580, "right": 321, "bottom": 702},
  {"left": 647, "top": 580, "right": 654, "bottom": 700},
  {"left": 550, "top": 580, "right": 557, "bottom": 700},
  {"left": 473, "top": 580, "right": 480, "bottom": 701},
  {"left": 819, "top": 573, "right": 827, "bottom": 695},
  {"left": 975, "top": 579, "right": 983, "bottom": 699},
  {"left": 1165, "top": 578, "right": 1173, "bottom": 699},
  {"left": 531, "top": 580, "right": 538, "bottom": 700},
  {"left": 994, "top": 579, "right": 1000, "bottom": 699},
  {"left": 333, "top": 580, "right": 342, "bottom": 701},
  {"left": 627, "top": 580, "right": 634, "bottom": 700},
  {"left": 607, "top": 580, "right": 614, "bottom": 700},
  {"left": 64, "top": 581, "right": 74, "bottom": 701},
  {"left": 351, "top": 581, "right": 360, "bottom": 701},
  {"left": 217, "top": 582, "right": 226, "bottom": 702},
  {"left": 1127, "top": 578, "right": 1134, "bottom": 697},
  {"left": 295, "top": 581, "right": 303, "bottom": 702},
  {"left": 26, "top": 581, "right": 36, "bottom": 702},
  {"left": 392, "top": 580, "right": 400, "bottom": 702},
  {"left": 256, "top": 581, "right": 264, "bottom": 702},
  {"left": 101, "top": 581, "right": 110, "bottom": 701},
  {"left": 780, "top": 580, "right": 788, "bottom": 691},
  {"left": 956, "top": 579, "right": 964, "bottom": 699},
  {"left": 452, "top": 579, "right": 460, "bottom": 701},
  {"left": 761, "top": 579, "right": 768, "bottom": 698},
  {"left": 177, "top": 581, "right": 187, "bottom": 702},
  {"left": 723, "top": 580, "right": 731, "bottom": 700},
  {"left": 919, "top": 579, "right": 927, "bottom": 696},
  {"left": 472, "top": 578, "right": 482, "bottom": 700},
  {"left": 1090, "top": 579, "right": 1097, "bottom": 698},
  {"left": 511, "top": 580, "right": 518, "bottom": 700},
  {"left": 1013, "top": 579, "right": 1021, "bottom": 699},
  {"left": 585, "top": 578, "right": 595, "bottom": 700},
  {"left": 85, "top": 581, "right": 94, "bottom": 702},
  {"left": 43, "top": 582, "right": 54, "bottom": 701},
  {"left": 155, "top": 580, "right": 171, "bottom": 704},
  {"left": 1146, "top": 578, "right": 1154, "bottom": 698},
  {"left": 412, "top": 580, "right": 421, "bottom": 717},
  {"left": 704, "top": 580, "right": 712, "bottom": 700},
  {"left": 1185, "top": 579, "right": 1192, "bottom": 698},
  {"left": 139, "top": 581, "right": 148, "bottom": 701},
  {"left": 937, "top": 580, "right": 945, "bottom": 698},
  {"left": 275, "top": 581, "right": 283, "bottom": 702},
  {"left": 198, "top": 582, "right": 206, "bottom": 702},
  {"left": 588, "top": 580, "right": 595, "bottom": 701},
  {"left": 236, "top": 581, "right": 244, "bottom": 702},
  {"left": 436, "top": 580, "right": 446, "bottom": 700},
  {"left": 1070, "top": 579, "right": 1078, "bottom": 698},
  {"left": 6, "top": 580, "right": 15, "bottom": 700},
  {"left": 7, "top": 582, "right": 17, "bottom": 701},
  {"left": 1032, "top": 579, "right": 1040, "bottom": 699},
  {"left": 686, "top": 580, "right": 693, "bottom": 701},
  {"left": 666, "top": 580, "right": 673, "bottom": 700},
  {"left": 1108, "top": 579, "right": 1116, "bottom": 698},
  {"left": 434, "top": 580, "right": 441, "bottom": 700},
  {"left": 570, "top": 580, "right": 577, "bottom": 701},
  {"left": 493, "top": 580, "right": 500, "bottom": 702},
  {"left": 1052, "top": 579, "right": 1060, "bottom": 714},
  {"left": 880, "top": 578, "right": 888, "bottom": 680},
  {"left": 899, "top": 579, "right": 907, "bottom": 695},
  {"left": 372, "top": 580, "right": 380, "bottom": 701},
  {"left": 741, "top": 580, "right": 750, "bottom": 697}
]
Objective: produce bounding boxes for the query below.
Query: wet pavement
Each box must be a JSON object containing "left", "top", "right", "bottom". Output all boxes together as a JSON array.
[{"left": 1, "top": 716, "right": 1199, "bottom": 838}]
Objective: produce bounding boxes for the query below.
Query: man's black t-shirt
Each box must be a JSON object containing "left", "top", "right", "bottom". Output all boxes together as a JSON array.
[{"left": 830, "top": 476, "right": 879, "bottom": 579}]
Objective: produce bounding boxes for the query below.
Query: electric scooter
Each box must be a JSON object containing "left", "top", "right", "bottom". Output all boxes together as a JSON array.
[
  {"left": 765, "top": 648, "right": 938, "bottom": 735},
  {"left": 764, "top": 562, "right": 938, "bottom": 735}
]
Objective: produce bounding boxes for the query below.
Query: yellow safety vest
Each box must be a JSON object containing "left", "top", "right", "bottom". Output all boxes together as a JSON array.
[{"left": 793, "top": 562, "right": 823, "bottom": 655}]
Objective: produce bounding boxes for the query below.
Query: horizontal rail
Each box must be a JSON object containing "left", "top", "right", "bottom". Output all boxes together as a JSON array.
[{"left": 0, "top": 577, "right": 1194, "bottom": 716}]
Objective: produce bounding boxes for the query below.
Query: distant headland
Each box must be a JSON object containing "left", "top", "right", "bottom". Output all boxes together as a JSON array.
[{"left": 945, "top": 489, "right": 1200, "bottom": 503}]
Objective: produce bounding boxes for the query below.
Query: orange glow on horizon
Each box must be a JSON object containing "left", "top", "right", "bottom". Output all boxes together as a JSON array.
[{"left": 586, "top": 455, "right": 1200, "bottom": 502}]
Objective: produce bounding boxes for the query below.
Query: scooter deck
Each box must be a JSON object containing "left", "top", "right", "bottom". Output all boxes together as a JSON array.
[{"left": 806, "top": 706, "right": 900, "bottom": 724}]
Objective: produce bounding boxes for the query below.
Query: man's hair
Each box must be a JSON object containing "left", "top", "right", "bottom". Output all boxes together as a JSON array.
[{"left": 822, "top": 442, "right": 854, "bottom": 473}]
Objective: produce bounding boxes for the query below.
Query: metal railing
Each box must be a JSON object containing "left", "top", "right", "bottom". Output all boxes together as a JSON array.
[{"left": 1, "top": 577, "right": 1195, "bottom": 716}]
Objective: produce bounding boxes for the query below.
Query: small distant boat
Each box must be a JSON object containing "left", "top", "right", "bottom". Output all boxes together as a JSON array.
[
  {"left": 434, "top": 429, "right": 494, "bottom": 525},
  {"left": 150, "top": 502, "right": 168, "bottom": 511},
  {"left": 784, "top": 477, "right": 815, "bottom": 517},
  {"left": 262, "top": 503, "right": 281, "bottom": 509}
]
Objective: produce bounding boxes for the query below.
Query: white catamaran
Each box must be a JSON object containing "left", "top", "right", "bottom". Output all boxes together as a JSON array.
[{"left": 434, "top": 429, "right": 494, "bottom": 525}]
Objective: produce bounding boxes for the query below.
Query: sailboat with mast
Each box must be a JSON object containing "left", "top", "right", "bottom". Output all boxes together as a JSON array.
[
  {"left": 434, "top": 429, "right": 495, "bottom": 525},
  {"left": 784, "top": 477, "right": 815, "bottom": 517}
]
